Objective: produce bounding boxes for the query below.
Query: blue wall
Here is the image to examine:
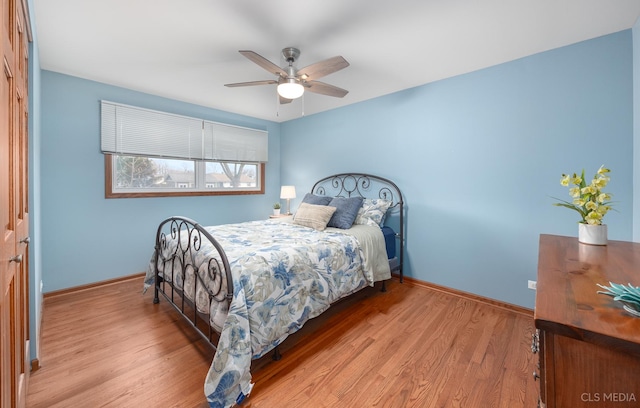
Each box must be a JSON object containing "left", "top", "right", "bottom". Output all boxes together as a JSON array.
[
  {"left": 40, "top": 72, "right": 281, "bottom": 291},
  {"left": 280, "top": 30, "right": 634, "bottom": 308},
  {"left": 38, "top": 30, "right": 634, "bottom": 310}
]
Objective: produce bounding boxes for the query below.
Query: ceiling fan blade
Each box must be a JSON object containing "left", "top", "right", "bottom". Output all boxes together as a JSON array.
[
  {"left": 304, "top": 80, "right": 349, "bottom": 98},
  {"left": 297, "top": 56, "right": 349, "bottom": 81},
  {"left": 239, "top": 50, "right": 288, "bottom": 78},
  {"left": 224, "top": 80, "right": 277, "bottom": 87},
  {"left": 279, "top": 95, "right": 293, "bottom": 104}
]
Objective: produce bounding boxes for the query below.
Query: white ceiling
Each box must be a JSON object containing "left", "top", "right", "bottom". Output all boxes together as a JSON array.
[{"left": 33, "top": 0, "right": 640, "bottom": 123}]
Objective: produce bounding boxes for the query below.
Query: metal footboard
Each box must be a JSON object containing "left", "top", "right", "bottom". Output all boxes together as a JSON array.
[{"left": 153, "top": 216, "right": 233, "bottom": 347}]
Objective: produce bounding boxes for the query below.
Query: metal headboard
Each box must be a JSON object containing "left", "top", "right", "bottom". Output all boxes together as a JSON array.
[{"left": 311, "top": 173, "right": 404, "bottom": 281}]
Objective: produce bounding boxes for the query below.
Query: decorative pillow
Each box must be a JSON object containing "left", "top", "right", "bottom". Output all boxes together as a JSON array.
[
  {"left": 354, "top": 198, "right": 392, "bottom": 227},
  {"left": 301, "top": 193, "right": 333, "bottom": 206},
  {"left": 293, "top": 202, "right": 337, "bottom": 231},
  {"left": 327, "top": 196, "right": 364, "bottom": 229}
]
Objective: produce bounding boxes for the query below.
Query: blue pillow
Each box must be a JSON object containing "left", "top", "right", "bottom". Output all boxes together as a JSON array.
[
  {"left": 327, "top": 197, "right": 364, "bottom": 229},
  {"left": 301, "top": 193, "right": 333, "bottom": 206}
]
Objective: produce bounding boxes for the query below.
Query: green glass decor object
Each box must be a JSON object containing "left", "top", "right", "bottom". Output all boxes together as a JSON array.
[{"left": 597, "top": 282, "right": 640, "bottom": 317}]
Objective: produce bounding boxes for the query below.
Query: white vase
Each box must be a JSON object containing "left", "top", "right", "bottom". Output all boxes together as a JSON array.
[
  {"left": 273, "top": 209, "right": 281, "bottom": 216},
  {"left": 578, "top": 223, "right": 607, "bottom": 246}
]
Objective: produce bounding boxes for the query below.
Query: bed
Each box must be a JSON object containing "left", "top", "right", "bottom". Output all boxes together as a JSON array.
[{"left": 143, "top": 173, "right": 404, "bottom": 407}]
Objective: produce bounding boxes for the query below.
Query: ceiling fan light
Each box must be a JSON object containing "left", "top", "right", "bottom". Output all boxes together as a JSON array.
[{"left": 277, "top": 80, "right": 304, "bottom": 99}]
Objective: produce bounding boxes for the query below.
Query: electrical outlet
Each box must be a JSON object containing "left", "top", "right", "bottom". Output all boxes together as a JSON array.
[{"left": 528, "top": 280, "right": 537, "bottom": 290}]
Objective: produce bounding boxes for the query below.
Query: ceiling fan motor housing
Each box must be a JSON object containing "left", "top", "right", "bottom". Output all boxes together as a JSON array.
[
  {"left": 283, "top": 66, "right": 298, "bottom": 82},
  {"left": 281, "top": 47, "right": 300, "bottom": 64}
]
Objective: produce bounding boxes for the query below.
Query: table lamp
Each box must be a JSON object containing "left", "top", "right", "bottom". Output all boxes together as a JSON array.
[{"left": 280, "top": 186, "right": 296, "bottom": 215}]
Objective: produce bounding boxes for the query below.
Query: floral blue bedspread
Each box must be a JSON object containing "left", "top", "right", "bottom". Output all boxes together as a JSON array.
[{"left": 144, "top": 219, "right": 387, "bottom": 408}]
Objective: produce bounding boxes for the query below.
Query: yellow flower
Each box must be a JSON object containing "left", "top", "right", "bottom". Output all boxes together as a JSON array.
[
  {"left": 553, "top": 166, "right": 614, "bottom": 226},
  {"left": 593, "top": 176, "right": 609, "bottom": 189},
  {"left": 571, "top": 175, "right": 582, "bottom": 185},
  {"left": 569, "top": 187, "right": 581, "bottom": 197},
  {"left": 581, "top": 185, "right": 596, "bottom": 195},
  {"left": 585, "top": 211, "right": 603, "bottom": 225}
]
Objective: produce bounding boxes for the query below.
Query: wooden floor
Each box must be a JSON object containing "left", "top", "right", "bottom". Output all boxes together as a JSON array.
[{"left": 27, "top": 276, "right": 539, "bottom": 407}]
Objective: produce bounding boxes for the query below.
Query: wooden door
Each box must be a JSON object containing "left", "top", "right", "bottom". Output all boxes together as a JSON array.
[{"left": 1, "top": 0, "right": 30, "bottom": 406}]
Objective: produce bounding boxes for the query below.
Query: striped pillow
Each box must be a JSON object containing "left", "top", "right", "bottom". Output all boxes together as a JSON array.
[{"left": 293, "top": 203, "right": 337, "bottom": 231}]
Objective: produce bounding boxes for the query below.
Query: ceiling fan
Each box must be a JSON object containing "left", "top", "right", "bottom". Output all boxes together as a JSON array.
[{"left": 224, "top": 47, "right": 349, "bottom": 104}]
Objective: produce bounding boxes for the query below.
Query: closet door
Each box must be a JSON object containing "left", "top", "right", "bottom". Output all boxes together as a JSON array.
[{"left": 1, "top": 0, "right": 29, "bottom": 406}]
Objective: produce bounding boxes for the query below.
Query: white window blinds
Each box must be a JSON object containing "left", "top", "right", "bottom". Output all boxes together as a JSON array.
[
  {"left": 101, "top": 101, "right": 268, "bottom": 162},
  {"left": 203, "top": 121, "right": 268, "bottom": 162}
]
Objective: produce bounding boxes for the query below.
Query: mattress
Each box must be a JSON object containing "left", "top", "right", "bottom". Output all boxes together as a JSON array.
[{"left": 381, "top": 226, "right": 396, "bottom": 259}]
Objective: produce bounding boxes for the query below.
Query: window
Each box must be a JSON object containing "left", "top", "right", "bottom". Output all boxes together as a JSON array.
[
  {"left": 105, "top": 155, "right": 264, "bottom": 197},
  {"left": 101, "top": 101, "right": 267, "bottom": 198}
]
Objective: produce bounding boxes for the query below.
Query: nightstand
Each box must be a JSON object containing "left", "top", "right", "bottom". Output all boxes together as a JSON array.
[{"left": 269, "top": 214, "right": 293, "bottom": 219}]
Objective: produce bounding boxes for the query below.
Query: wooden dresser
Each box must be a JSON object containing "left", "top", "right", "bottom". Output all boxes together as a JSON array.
[{"left": 534, "top": 234, "right": 640, "bottom": 407}]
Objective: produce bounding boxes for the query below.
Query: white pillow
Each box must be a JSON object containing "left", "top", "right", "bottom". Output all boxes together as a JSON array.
[{"left": 354, "top": 199, "right": 392, "bottom": 227}]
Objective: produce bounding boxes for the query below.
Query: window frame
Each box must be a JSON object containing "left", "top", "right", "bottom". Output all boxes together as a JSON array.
[{"left": 104, "top": 154, "right": 265, "bottom": 198}]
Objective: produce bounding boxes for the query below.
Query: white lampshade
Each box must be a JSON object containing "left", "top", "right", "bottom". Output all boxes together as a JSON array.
[
  {"left": 277, "top": 80, "right": 304, "bottom": 100},
  {"left": 280, "top": 185, "right": 296, "bottom": 199}
]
